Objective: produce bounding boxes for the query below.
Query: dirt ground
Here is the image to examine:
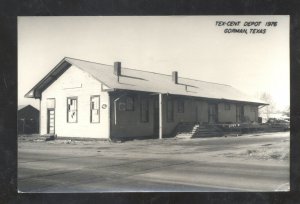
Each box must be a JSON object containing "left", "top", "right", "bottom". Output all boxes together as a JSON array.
[{"left": 18, "top": 131, "right": 290, "bottom": 192}]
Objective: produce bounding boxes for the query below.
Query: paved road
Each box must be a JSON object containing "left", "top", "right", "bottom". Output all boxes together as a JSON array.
[{"left": 18, "top": 132, "right": 289, "bottom": 192}]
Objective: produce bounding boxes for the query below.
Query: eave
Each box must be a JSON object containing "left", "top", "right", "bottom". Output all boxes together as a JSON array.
[{"left": 24, "top": 58, "right": 72, "bottom": 99}]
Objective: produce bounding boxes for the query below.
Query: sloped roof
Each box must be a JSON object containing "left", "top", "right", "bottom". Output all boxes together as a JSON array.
[
  {"left": 18, "top": 105, "right": 38, "bottom": 111},
  {"left": 18, "top": 105, "right": 27, "bottom": 111},
  {"left": 25, "top": 57, "right": 267, "bottom": 105}
]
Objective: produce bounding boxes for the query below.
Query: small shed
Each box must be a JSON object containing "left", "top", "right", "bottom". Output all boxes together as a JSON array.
[{"left": 18, "top": 105, "right": 39, "bottom": 134}]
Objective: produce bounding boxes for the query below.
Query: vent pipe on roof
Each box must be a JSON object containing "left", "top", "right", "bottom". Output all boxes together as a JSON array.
[
  {"left": 172, "top": 71, "right": 178, "bottom": 84},
  {"left": 114, "top": 61, "right": 121, "bottom": 82}
]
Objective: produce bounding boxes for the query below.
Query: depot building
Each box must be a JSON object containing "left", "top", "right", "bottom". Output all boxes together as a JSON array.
[{"left": 26, "top": 57, "right": 267, "bottom": 139}]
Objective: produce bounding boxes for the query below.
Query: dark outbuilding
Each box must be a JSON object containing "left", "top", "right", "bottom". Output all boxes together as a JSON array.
[{"left": 18, "top": 105, "right": 39, "bottom": 134}]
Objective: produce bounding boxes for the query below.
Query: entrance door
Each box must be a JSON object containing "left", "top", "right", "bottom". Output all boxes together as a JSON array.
[
  {"left": 208, "top": 104, "right": 218, "bottom": 124},
  {"left": 195, "top": 105, "right": 198, "bottom": 122},
  {"left": 47, "top": 109, "right": 55, "bottom": 134},
  {"left": 236, "top": 105, "right": 244, "bottom": 123}
]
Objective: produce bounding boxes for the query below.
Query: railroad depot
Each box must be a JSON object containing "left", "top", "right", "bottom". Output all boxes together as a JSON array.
[{"left": 25, "top": 57, "right": 267, "bottom": 139}]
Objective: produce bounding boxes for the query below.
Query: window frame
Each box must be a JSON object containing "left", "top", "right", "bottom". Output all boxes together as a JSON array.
[
  {"left": 125, "top": 96, "right": 134, "bottom": 111},
  {"left": 90, "top": 95, "right": 100, "bottom": 123},
  {"left": 67, "top": 96, "right": 78, "bottom": 123},
  {"left": 177, "top": 99, "right": 185, "bottom": 113},
  {"left": 118, "top": 96, "right": 135, "bottom": 111},
  {"left": 140, "top": 97, "right": 149, "bottom": 123},
  {"left": 224, "top": 103, "right": 231, "bottom": 111},
  {"left": 167, "top": 99, "right": 174, "bottom": 122}
]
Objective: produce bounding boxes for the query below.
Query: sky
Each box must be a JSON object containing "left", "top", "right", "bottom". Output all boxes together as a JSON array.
[{"left": 18, "top": 16, "right": 289, "bottom": 111}]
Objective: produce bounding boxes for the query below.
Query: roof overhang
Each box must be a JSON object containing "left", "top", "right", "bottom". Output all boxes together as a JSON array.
[
  {"left": 218, "top": 98, "right": 268, "bottom": 106},
  {"left": 108, "top": 89, "right": 268, "bottom": 106},
  {"left": 25, "top": 58, "right": 72, "bottom": 99},
  {"left": 24, "top": 57, "right": 269, "bottom": 107}
]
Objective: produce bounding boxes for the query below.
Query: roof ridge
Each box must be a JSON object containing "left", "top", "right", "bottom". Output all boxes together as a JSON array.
[
  {"left": 64, "top": 57, "right": 112, "bottom": 67},
  {"left": 178, "top": 77, "right": 232, "bottom": 87},
  {"left": 123, "top": 67, "right": 231, "bottom": 86},
  {"left": 25, "top": 57, "right": 266, "bottom": 105},
  {"left": 65, "top": 57, "right": 232, "bottom": 87}
]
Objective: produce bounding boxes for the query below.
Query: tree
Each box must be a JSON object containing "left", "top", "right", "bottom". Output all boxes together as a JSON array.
[
  {"left": 259, "top": 92, "right": 276, "bottom": 120},
  {"left": 282, "top": 106, "right": 290, "bottom": 117}
]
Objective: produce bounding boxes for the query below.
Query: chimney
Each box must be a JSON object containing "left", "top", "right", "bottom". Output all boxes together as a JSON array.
[
  {"left": 172, "top": 71, "right": 178, "bottom": 84},
  {"left": 114, "top": 62, "right": 121, "bottom": 76},
  {"left": 114, "top": 62, "right": 121, "bottom": 82}
]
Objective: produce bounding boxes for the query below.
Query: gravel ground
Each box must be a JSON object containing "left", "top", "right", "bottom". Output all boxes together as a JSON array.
[
  {"left": 222, "top": 136, "right": 289, "bottom": 161},
  {"left": 18, "top": 132, "right": 290, "bottom": 161},
  {"left": 18, "top": 131, "right": 290, "bottom": 192}
]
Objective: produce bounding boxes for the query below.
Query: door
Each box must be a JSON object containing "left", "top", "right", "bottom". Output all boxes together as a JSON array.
[
  {"left": 47, "top": 109, "right": 55, "bottom": 134},
  {"left": 195, "top": 105, "right": 198, "bottom": 122},
  {"left": 208, "top": 104, "right": 218, "bottom": 124},
  {"left": 236, "top": 105, "right": 244, "bottom": 123}
]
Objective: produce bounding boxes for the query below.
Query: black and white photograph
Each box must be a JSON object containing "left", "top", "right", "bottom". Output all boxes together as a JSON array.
[{"left": 18, "top": 16, "right": 290, "bottom": 192}]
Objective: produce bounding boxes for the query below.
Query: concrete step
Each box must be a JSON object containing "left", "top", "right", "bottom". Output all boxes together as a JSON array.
[{"left": 175, "top": 122, "right": 224, "bottom": 138}]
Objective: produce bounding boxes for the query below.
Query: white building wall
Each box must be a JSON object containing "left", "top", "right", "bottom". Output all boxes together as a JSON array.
[
  {"left": 218, "top": 102, "right": 237, "bottom": 123},
  {"left": 40, "top": 66, "right": 110, "bottom": 138},
  {"left": 244, "top": 104, "right": 258, "bottom": 122},
  {"left": 217, "top": 103, "right": 258, "bottom": 123}
]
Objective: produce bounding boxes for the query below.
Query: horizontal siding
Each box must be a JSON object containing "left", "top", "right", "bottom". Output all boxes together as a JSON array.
[
  {"left": 40, "top": 66, "right": 109, "bottom": 138},
  {"left": 39, "top": 65, "right": 259, "bottom": 139},
  {"left": 110, "top": 94, "right": 154, "bottom": 138},
  {"left": 218, "top": 102, "right": 237, "bottom": 123},
  {"left": 244, "top": 104, "right": 258, "bottom": 122}
]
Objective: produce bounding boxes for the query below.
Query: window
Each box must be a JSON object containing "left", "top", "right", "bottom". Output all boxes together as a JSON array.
[
  {"left": 167, "top": 99, "right": 174, "bottom": 122},
  {"left": 224, "top": 103, "right": 231, "bottom": 110},
  {"left": 67, "top": 97, "right": 77, "bottom": 123},
  {"left": 126, "top": 96, "right": 134, "bottom": 111},
  {"left": 178, "top": 99, "right": 184, "bottom": 113},
  {"left": 90, "top": 96, "right": 100, "bottom": 123},
  {"left": 140, "top": 98, "right": 149, "bottom": 122},
  {"left": 118, "top": 96, "right": 134, "bottom": 111}
]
